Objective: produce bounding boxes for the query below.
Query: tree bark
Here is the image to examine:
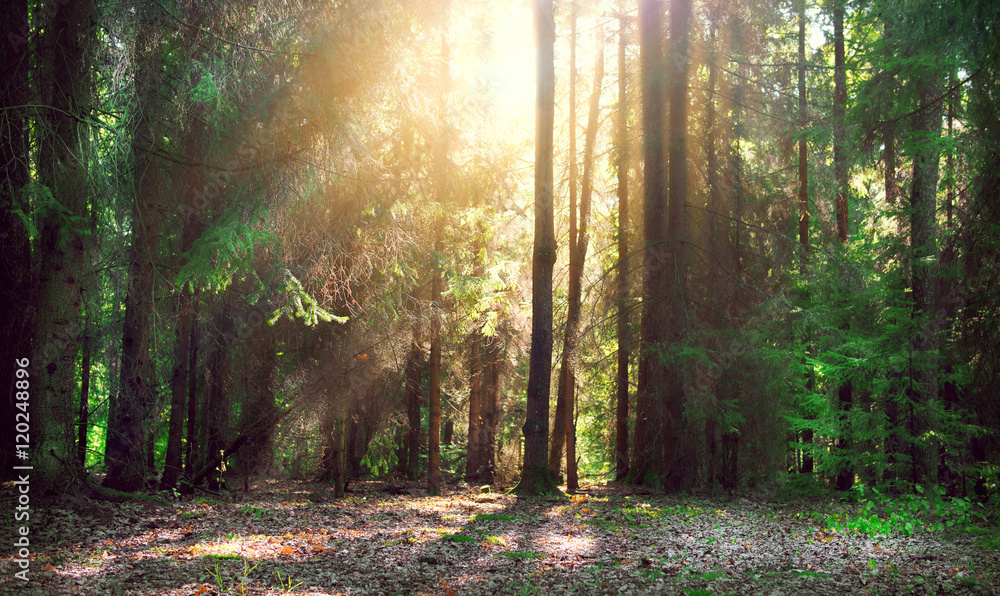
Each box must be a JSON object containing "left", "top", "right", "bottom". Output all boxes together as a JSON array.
[
  {"left": 614, "top": 5, "right": 631, "bottom": 484},
  {"left": 832, "top": 0, "right": 853, "bottom": 492},
  {"left": 515, "top": 0, "right": 558, "bottom": 495},
  {"left": 661, "top": 0, "right": 691, "bottom": 492},
  {"left": 631, "top": 0, "right": 667, "bottom": 486},
  {"left": 405, "top": 341, "right": 423, "bottom": 481},
  {"left": 549, "top": 0, "right": 578, "bottom": 480},
  {"left": 34, "top": 0, "right": 93, "bottom": 492}
]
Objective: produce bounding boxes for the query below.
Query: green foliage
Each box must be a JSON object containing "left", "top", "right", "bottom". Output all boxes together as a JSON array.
[{"left": 824, "top": 483, "right": 988, "bottom": 538}]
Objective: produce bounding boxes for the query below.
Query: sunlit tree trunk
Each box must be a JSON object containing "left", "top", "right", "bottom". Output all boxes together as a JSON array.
[
  {"left": 631, "top": 0, "right": 667, "bottom": 486},
  {"left": 614, "top": 5, "right": 631, "bottom": 483},
  {"left": 564, "top": 25, "right": 604, "bottom": 493},
  {"left": 549, "top": 0, "right": 577, "bottom": 481},
  {"left": 480, "top": 333, "right": 503, "bottom": 485},
  {"left": 466, "top": 333, "right": 483, "bottom": 478},
  {"left": 515, "top": 0, "right": 558, "bottom": 495},
  {"left": 405, "top": 340, "right": 423, "bottom": 481},
  {"left": 34, "top": 0, "right": 93, "bottom": 492}
]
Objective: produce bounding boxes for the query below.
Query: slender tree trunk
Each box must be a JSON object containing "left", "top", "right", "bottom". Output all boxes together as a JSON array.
[
  {"left": 405, "top": 341, "right": 423, "bottom": 481},
  {"left": 832, "top": 0, "right": 853, "bottom": 492},
  {"left": 34, "top": 0, "right": 93, "bottom": 492},
  {"left": 184, "top": 299, "right": 200, "bottom": 479},
  {"left": 334, "top": 417, "right": 346, "bottom": 498},
  {"left": 614, "top": 5, "right": 631, "bottom": 483},
  {"left": 565, "top": 25, "right": 604, "bottom": 493},
  {"left": 704, "top": 11, "right": 722, "bottom": 487},
  {"left": 631, "top": 0, "right": 667, "bottom": 486},
  {"left": 795, "top": 0, "right": 815, "bottom": 478},
  {"left": 480, "top": 333, "right": 503, "bottom": 485},
  {"left": 466, "top": 238, "right": 484, "bottom": 479},
  {"left": 662, "top": 0, "right": 691, "bottom": 493},
  {"left": 103, "top": 19, "right": 166, "bottom": 492},
  {"left": 908, "top": 72, "right": 943, "bottom": 487},
  {"left": 797, "top": 0, "right": 809, "bottom": 272},
  {"left": 550, "top": 0, "right": 578, "bottom": 480},
  {"left": 515, "top": 0, "right": 557, "bottom": 495},
  {"left": 77, "top": 323, "right": 93, "bottom": 467},
  {"left": 427, "top": 6, "right": 451, "bottom": 497}
]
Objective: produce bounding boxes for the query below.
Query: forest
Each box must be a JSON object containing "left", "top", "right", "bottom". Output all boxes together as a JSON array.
[{"left": 3, "top": 0, "right": 1000, "bottom": 593}]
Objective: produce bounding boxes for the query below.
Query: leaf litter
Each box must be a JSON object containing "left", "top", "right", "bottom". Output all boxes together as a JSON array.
[{"left": 2, "top": 480, "right": 998, "bottom": 595}]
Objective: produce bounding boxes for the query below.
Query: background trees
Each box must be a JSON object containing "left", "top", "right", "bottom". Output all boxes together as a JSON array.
[{"left": 5, "top": 0, "right": 1000, "bottom": 504}]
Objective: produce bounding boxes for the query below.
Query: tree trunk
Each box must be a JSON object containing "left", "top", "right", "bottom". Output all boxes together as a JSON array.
[
  {"left": 466, "top": 311, "right": 483, "bottom": 479},
  {"left": 515, "top": 0, "right": 558, "bottom": 495},
  {"left": 614, "top": 5, "right": 631, "bottom": 484},
  {"left": 77, "top": 322, "right": 93, "bottom": 467},
  {"left": 908, "top": 71, "right": 943, "bottom": 487},
  {"left": 796, "top": 0, "right": 815, "bottom": 478},
  {"left": 550, "top": 0, "right": 578, "bottom": 481},
  {"left": 33, "top": 0, "right": 93, "bottom": 492},
  {"left": 0, "top": 0, "right": 32, "bottom": 483},
  {"left": 480, "top": 332, "right": 503, "bottom": 485},
  {"left": 184, "top": 299, "right": 200, "bottom": 479},
  {"left": 405, "top": 341, "right": 423, "bottom": 481},
  {"left": 103, "top": 19, "right": 165, "bottom": 492},
  {"left": 661, "top": 0, "right": 691, "bottom": 493},
  {"left": 832, "top": 0, "right": 853, "bottom": 492},
  {"left": 631, "top": 0, "right": 667, "bottom": 486}
]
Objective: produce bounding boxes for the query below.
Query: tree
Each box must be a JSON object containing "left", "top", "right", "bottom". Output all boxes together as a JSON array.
[
  {"left": 630, "top": 0, "right": 667, "bottom": 486},
  {"left": 515, "top": 0, "right": 558, "bottom": 495},
  {"left": 660, "top": 0, "right": 691, "bottom": 491},
  {"left": 549, "top": 0, "right": 578, "bottom": 481},
  {"left": 613, "top": 3, "right": 632, "bottom": 483},
  {"left": 33, "top": 0, "right": 94, "bottom": 493},
  {"left": 103, "top": 18, "right": 164, "bottom": 492}
]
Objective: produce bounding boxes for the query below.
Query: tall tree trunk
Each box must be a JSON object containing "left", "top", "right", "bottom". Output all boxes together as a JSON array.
[
  {"left": 565, "top": 24, "right": 604, "bottom": 494},
  {"left": 662, "top": 0, "right": 691, "bottom": 492},
  {"left": 427, "top": 4, "right": 451, "bottom": 497},
  {"left": 550, "top": 0, "right": 578, "bottom": 480},
  {"left": 796, "top": 0, "right": 814, "bottom": 477},
  {"left": 103, "top": 19, "right": 165, "bottom": 492},
  {"left": 34, "top": 0, "right": 93, "bottom": 492},
  {"left": 631, "top": 0, "right": 667, "bottom": 486},
  {"left": 465, "top": 237, "right": 484, "bottom": 480},
  {"left": 704, "top": 11, "right": 722, "bottom": 487},
  {"left": 405, "top": 341, "right": 423, "bottom": 481},
  {"left": 184, "top": 299, "right": 200, "bottom": 479},
  {"left": 0, "top": 0, "right": 32, "bottom": 483},
  {"left": 832, "top": 0, "right": 854, "bottom": 492},
  {"left": 515, "top": 0, "right": 557, "bottom": 495},
  {"left": 908, "top": 71, "right": 943, "bottom": 487},
  {"left": 614, "top": 5, "right": 631, "bottom": 483}
]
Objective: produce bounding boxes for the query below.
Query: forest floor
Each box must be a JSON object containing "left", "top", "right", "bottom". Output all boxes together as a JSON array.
[{"left": 2, "top": 479, "right": 999, "bottom": 596}]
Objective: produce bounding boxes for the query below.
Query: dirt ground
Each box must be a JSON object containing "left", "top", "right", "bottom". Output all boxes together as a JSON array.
[{"left": 2, "top": 479, "right": 998, "bottom": 595}]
